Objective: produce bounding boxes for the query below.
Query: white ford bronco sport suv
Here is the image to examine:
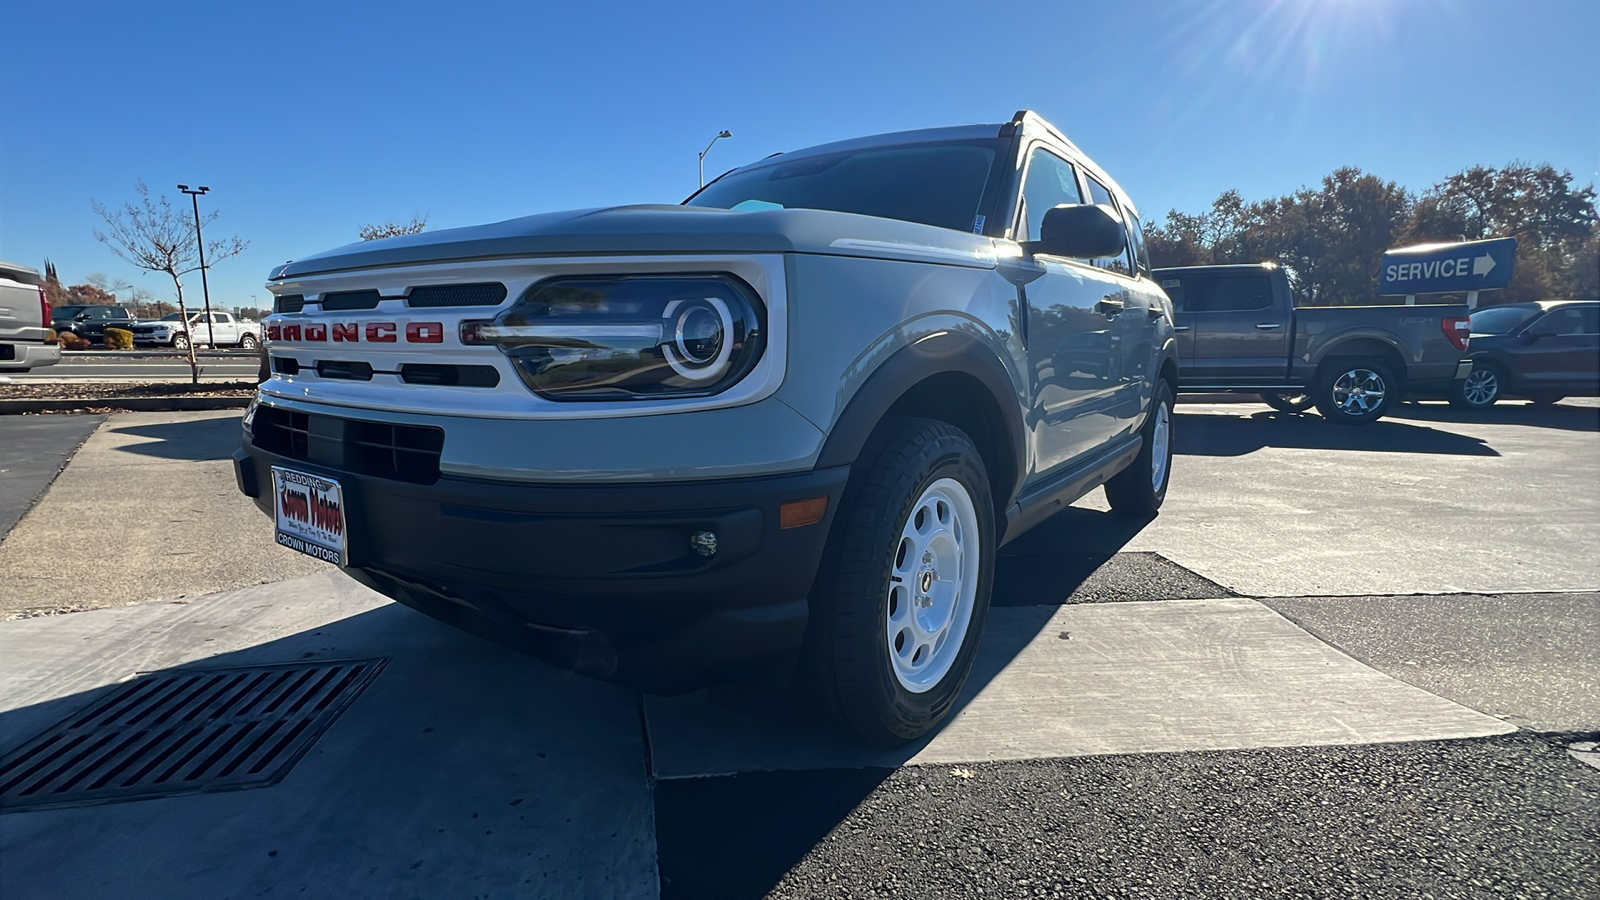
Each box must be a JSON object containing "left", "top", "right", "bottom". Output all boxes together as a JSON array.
[{"left": 237, "top": 111, "right": 1178, "bottom": 745}]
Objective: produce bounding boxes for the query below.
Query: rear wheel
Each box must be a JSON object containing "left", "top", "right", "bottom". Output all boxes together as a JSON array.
[
  {"left": 239, "top": 333, "right": 260, "bottom": 350},
  {"left": 1450, "top": 363, "right": 1503, "bottom": 409},
  {"left": 806, "top": 418, "right": 994, "bottom": 747},
  {"left": 1259, "top": 391, "right": 1314, "bottom": 413},
  {"left": 171, "top": 333, "right": 190, "bottom": 351},
  {"left": 1314, "top": 360, "right": 1396, "bottom": 425}
]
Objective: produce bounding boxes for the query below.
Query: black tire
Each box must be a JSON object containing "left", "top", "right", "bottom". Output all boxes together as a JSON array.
[
  {"left": 239, "top": 333, "right": 260, "bottom": 350},
  {"left": 171, "top": 333, "right": 190, "bottom": 351},
  {"left": 1106, "top": 379, "right": 1175, "bottom": 515},
  {"left": 806, "top": 417, "right": 995, "bottom": 747},
  {"left": 1313, "top": 359, "right": 1397, "bottom": 425},
  {"left": 1527, "top": 393, "right": 1564, "bottom": 407},
  {"left": 1449, "top": 363, "right": 1503, "bottom": 409},
  {"left": 1259, "top": 391, "right": 1314, "bottom": 413}
]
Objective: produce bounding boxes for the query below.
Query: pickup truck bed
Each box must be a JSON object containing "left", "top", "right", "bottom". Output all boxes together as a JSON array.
[{"left": 1155, "top": 264, "right": 1471, "bottom": 423}]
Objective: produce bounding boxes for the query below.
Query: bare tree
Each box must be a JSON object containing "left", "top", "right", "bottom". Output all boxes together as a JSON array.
[
  {"left": 358, "top": 213, "right": 428, "bottom": 241},
  {"left": 92, "top": 180, "right": 248, "bottom": 383}
]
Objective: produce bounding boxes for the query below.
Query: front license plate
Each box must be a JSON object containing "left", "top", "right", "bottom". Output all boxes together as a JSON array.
[{"left": 272, "top": 467, "right": 347, "bottom": 566}]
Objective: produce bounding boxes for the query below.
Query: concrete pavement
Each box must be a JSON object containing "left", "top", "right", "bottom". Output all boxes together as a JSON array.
[{"left": 0, "top": 410, "right": 324, "bottom": 618}]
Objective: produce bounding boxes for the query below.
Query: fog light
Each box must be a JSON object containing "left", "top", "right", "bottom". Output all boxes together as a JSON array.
[{"left": 689, "top": 531, "right": 718, "bottom": 557}]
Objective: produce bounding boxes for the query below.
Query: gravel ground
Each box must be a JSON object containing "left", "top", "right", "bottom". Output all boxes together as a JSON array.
[
  {"left": 0, "top": 381, "right": 257, "bottom": 401},
  {"left": 656, "top": 731, "right": 1600, "bottom": 900}
]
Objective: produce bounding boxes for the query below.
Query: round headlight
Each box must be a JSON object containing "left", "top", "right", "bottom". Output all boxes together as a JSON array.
[{"left": 664, "top": 298, "right": 732, "bottom": 380}]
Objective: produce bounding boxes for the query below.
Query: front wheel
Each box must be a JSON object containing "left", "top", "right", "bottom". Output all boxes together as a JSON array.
[
  {"left": 807, "top": 418, "right": 994, "bottom": 747},
  {"left": 171, "top": 333, "right": 190, "bottom": 351},
  {"left": 1106, "top": 380, "right": 1175, "bottom": 515},
  {"left": 1259, "top": 391, "right": 1314, "bottom": 413},
  {"left": 239, "top": 333, "right": 260, "bottom": 350},
  {"left": 1450, "top": 364, "right": 1502, "bottom": 409},
  {"left": 1314, "top": 360, "right": 1397, "bottom": 425}
]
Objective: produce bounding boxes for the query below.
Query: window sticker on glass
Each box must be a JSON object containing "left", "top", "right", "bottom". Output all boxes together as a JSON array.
[{"left": 972, "top": 214, "right": 986, "bottom": 234}]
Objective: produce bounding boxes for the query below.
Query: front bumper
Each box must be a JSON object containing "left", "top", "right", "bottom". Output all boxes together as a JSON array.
[{"left": 235, "top": 434, "right": 848, "bottom": 692}]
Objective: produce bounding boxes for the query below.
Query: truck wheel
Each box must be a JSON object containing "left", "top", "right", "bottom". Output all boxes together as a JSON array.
[
  {"left": 808, "top": 418, "right": 994, "bottom": 747},
  {"left": 1259, "top": 392, "right": 1314, "bottom": 413},
  {"left": 171, "top": 333, "right": 190, "bottom": 351},
  {"left": 1314, "top": 360, "right": 1396, "bottom": 425},
  {"left": 1450, "top": 363, "right": 1502, "bottom": 409},
  {"left": 240, "top": 333, "right": 260, "bottom": 350},
  {"left": 1106, "top": 380, "right": 1175, "bottom": 515}
]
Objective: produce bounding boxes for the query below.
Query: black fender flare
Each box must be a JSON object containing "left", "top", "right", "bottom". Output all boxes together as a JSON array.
[{"left": 814, "top": 331, "right": 1027, "bottom": 508}]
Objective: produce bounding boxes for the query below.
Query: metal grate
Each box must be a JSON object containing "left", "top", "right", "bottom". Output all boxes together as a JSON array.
[
  {"left": 275, "top": 294, "right": 305, "bottom": 314},
  {"left": 320, "top": 290, "right": 383, "bottom": 311},
  {"left": 315, "top": 360, "right": 375, "bottom": 381},
  {"left": 406, "top": 282, "right": 508, "bottom": 308},
  {"left": 0, "top": 659, "right": 386, "bottom": 813}
]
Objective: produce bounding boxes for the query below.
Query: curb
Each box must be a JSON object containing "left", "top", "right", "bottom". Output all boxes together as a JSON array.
[
  {"left": 0, "top": 396, "right": 252, "bottom": 415},
  {"left": 1178, "top": 393, "right": 1264, "bottom": 404}
]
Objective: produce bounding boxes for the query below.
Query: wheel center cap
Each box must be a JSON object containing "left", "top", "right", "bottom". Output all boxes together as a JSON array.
[{"left": 919, "top": 571, "right": 934, "bottom": 593}]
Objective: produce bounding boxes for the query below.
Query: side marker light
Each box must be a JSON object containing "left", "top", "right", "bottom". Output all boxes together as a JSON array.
[{"left": 780, "top": 497, "right": 829, "bottom": 529}]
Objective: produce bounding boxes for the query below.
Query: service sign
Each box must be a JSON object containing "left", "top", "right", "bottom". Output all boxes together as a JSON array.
[
  {"left": 1379, "top": 237, "right": 1516, "bottom": 295},
  {"left": 272, "top": 467, "right": 347, "bottom": 565}
]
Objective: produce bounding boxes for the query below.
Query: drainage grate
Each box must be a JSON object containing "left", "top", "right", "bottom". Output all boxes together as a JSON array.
[{"left": 0, "top": 658, "right": 387, "bottom": 813}]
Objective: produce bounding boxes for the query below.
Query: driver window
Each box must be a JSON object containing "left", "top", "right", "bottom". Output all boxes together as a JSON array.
[
  {"left": 1016, "top": 148, "right": 1082, "bottom": 243},
  {"left": 1539, "top": 308, "right": 1584, "bottom": 335}
]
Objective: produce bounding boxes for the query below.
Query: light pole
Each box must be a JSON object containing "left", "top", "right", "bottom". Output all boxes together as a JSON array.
[
  {"left": 699, "top": 130, "right": 732, "bottom": 189},
  {"left": 178, "top": 184, "right": 215, "bottom": 348}
]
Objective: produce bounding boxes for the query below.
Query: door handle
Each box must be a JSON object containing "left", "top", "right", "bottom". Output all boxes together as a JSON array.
[
  {"left": 1096, "top": 299, "right": 1124, "bottom": 317},
  {"left": 1172, "top": 325, "right": 1191, "bottom": 332},
  {"left": 1147, "top": 308, "right": 1165, "bottom": 321},
  {"left": 1255, "top": 323, "right": 1282, "bottom": 330}
]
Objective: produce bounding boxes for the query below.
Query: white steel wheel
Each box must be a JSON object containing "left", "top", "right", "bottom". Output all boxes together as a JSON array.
[
  {"left": 885, "top": 477, "right": 981, "bottom": 693},
  {"left": 1149, "top": 401, "right": 1171, "bottom": 493}
]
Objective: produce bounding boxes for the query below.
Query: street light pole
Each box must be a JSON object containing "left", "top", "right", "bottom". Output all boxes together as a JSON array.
[
  {"left": 178, "top": 184, "right": 215, "bottom": 348},
  {"left": 699, "top": 130, "right": 732, "bottom": 189}
]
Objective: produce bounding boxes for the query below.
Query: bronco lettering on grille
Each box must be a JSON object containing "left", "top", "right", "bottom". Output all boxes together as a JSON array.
[{"left": 266, "top": 321, "right": 442, "bottom": 343}]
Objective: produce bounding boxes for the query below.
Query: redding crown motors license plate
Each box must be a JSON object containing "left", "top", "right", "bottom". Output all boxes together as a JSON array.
[{"left": 272, "top": 467, "right": 347, "bottom": 566}]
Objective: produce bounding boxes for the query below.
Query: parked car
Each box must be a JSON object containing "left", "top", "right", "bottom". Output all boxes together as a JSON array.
[
  {"left": 0, "top": 261, "right": 61, "bottom": 374},
  {"left": 51, "top": 304, "right": 137, "bottom": 341},
  {"left": 1451, "top": 300, "right": 1600, "bottom": 408},
  {"left": 237, "top": 110, "right": 1180, "bottom": 746},
  {"left": 131, "top": 311, "right": 261, "bottom": 349},
  {"left": 1153, "top": 263, "right": 1472, "bottom": 424}
]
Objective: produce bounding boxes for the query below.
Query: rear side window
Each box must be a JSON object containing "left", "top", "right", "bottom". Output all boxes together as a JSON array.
[
  {"left": 1535, "top": 307, "right": 1590, "bottom": 335},
  {"left": 1165, "top": 275, "right": 1273, "bottom": 312},
  {"left": 1084, "top": 176, "right": 1133, "bottom": 276}
]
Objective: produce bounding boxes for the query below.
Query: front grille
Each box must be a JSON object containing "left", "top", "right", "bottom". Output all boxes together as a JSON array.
[
  {"left": 406, "top": 282, "right": 508, "bottom": 308},
  {"left": 275, "top": 294, "right": 305, "bottom": 314},
  {"left": 252, "top": 407, "right": 444, "bottom": 484},
  {"left": 271, "top": 356, "right": 300, "bottom": 375},
  {"left": 316, "top": 360, "right": 374, "bottom": 381},
  {"left": 320, "top": 290, "right": 383, "bottom": 311},
  {"left": 399, "top": 363, "right": 501, "bottom": 387},
  {"left": 0, "top": 345, "right": 13, "bottom": 361},
  {"left": 0, "top": 659, "right": 386, "bottom": 813}
]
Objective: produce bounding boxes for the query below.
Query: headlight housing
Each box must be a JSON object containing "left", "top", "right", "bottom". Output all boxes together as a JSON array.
[{"left": 463, "top": 274, "right": 766, "bottom": 401}]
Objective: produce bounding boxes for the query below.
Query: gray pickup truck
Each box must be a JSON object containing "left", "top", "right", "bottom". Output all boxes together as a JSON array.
[
  {"left": 1154, "top": 263, "right": 1471, "bottom": 423},
  {"left": 238, "top": 110, "right": 1179, "bottom": 745},
  {"left": 0, "top": 261, "right": 61, "bottom": 374}
]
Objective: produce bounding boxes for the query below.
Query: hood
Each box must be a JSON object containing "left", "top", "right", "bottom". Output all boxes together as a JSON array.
[{"left": 270, "top": 205, "right": 999, "bottom": 280}]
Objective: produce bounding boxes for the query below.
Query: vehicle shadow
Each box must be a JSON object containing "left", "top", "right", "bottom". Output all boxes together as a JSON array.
[
  {"left": 1175, "top": 410, "right": 1499, "bottom": 457},
  {"left": 0, "top": 598, "right": 655, "bottom": 898},
  {"left": 108, "top": 415, "right": 243, "bottom": 462},
  {"left": 1389, "top": 400, "right": 1600, "bottom": 433},
  {"left": 653, "top": 504, "right": 1166, "bottom": 899}
]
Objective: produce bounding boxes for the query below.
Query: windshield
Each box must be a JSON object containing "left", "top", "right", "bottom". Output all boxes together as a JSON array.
[
  {"left": 1469, "top": 306, "right": 1538, "bottom": 334},
  {"left": 686, "top": 140, "right": 1002, "bottom": 234}
]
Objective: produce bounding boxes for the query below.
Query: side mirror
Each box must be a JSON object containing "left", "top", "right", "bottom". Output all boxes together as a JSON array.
[{"left": 1022, "top": 204, "right": 1127, "bottom": 260}]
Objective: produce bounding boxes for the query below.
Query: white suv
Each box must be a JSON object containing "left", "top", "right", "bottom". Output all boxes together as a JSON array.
[{"left": 132, "top": 311, "right": 260, "bottom": 349}]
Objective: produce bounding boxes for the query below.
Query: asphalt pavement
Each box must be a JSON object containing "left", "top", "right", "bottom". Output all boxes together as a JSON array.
[
  {"left": 0, "top": 414, "right": 104, "bottom": 538},
  {"left": 0, "top": 401, "right": 1595, "bottom": 899}
]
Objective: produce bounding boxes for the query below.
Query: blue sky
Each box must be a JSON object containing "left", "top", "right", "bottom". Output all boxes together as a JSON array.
[{"left": 2, "top": 0, "right": 1595, "bottom": 310}]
